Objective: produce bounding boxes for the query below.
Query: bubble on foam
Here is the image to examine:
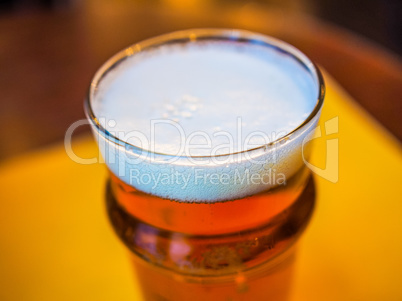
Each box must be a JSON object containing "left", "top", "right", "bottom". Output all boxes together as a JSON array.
[{"left": 91, "top": 40, "right": 320, "bottom": 202}]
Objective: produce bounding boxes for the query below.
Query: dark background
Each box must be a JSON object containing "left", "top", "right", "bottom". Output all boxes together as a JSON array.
[{"left": 1, "top": 0, "right": 401, "bottom": 55}]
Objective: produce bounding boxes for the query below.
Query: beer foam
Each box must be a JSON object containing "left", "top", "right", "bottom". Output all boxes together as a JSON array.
[{"left": 91, "top": 40, "right": 321, "bottom": 202}]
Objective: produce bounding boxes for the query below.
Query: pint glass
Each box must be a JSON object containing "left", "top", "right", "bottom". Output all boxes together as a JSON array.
[{"left": 85, "top": 29, "right": 325, "bottom": 301}]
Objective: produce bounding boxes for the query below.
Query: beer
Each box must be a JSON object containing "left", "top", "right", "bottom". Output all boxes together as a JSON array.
[
  {"left": 85, "top": 29, "right": 324, "bottom": 300},
  {"left": 107, "top": 173, "right": 315, "bottom": 301}
]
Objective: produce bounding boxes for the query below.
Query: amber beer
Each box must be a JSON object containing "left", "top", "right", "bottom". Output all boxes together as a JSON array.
[
  {"left": 107, "top": 170, "right": 314, "bottom": 301},
  {"left": 85, "top": 29, "right": 325, "bottom": 301}
]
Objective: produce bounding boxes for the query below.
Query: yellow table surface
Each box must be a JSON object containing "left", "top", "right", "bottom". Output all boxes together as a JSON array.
[{"left": 0, "top": 74, "right": 401, "bottom": 301}]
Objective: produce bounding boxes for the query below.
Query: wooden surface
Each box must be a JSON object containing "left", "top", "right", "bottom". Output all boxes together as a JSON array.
[{"left": 0, "top": 3, "right": 401, "bottom": 161}]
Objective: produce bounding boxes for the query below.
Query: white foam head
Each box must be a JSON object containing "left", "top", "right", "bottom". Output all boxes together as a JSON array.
[{"left": 89, "top": 32, "right": 322, "bottom": 202}]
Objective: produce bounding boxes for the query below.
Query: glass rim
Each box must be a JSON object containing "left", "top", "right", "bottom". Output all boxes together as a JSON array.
[{"left": 84, "top": 28, "right": 325, "bottom": 159}]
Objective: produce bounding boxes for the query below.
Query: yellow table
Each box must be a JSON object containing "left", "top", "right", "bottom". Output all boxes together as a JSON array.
[{"left": 0, "top": 75, "right": 401, "bottom": 300}]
